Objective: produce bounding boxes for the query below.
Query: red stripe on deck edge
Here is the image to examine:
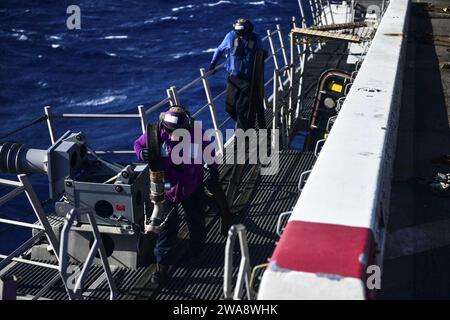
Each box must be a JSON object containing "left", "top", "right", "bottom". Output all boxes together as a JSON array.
[{"left": 271, "top": 220, "right": 375, "bottom": 280}]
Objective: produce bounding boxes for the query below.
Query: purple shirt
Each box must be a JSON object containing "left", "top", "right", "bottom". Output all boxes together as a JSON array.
[{"left": 134, "top": 125, "right": 217, "bottom": 203}]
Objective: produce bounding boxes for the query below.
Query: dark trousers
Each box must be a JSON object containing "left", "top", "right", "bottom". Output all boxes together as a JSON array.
[
  {"left": 226, "top": 75, "right": 255, "bottom": 130},
  {"left": 154, "top": 187, "right": 207, "bottom": 265}
]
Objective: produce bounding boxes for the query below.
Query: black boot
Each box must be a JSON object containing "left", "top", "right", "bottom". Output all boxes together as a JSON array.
[{"left": 151, "top": 263, "right": 169, "bottom": 286}]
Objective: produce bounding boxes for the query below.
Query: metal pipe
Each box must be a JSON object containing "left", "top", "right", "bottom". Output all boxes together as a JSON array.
[
  {"left": 0, "top": 230, "right": 45, "bottom": 272},
  {"left": 276, "top": 25, "right": 289, "bottom": 69},
  {"left": 298, "top": 0, "right": 314, "bottom": 58},
  {"left": 235, "top": 226, "right": 251, "bottom": 300},
  {"left": 19, "top": 175, "right": 60, "bottom": 263},
  {"left": 0, "top": 186, "right": 25, "bottom": 207},
  {"left": 266, "top": 30, "right": 280, "bottom": 71},
  {"left": 200, "top": 68, "right": 224, "bottom": 156},
  {"left": 138, "top": 105, "right": 146, "bottom": 134},
  {"left": 58, "top": 113, "right": 141, "bottom": 118},
  {"left": 267, "top": 30, "right": 284, "bottom": 92},
  {"left": 89, "top": 150, "right": 134, "bottom": 154},
  {"left": 0, "top": 217, "right": 44, "bottom": 230},
  {"left": 272, "top": 69, "right": 278, "bottom": 151},
  {"left": 223, "top": 226, "right": 237, "bottom": 299},
  {"left": 86, "top": 210, "right": 117, "bottom": 300},
  {"left": 327, "top": 0, "right": 335, "bottom": 24},
  {"left": 0, "top": 179, "right": 22, "bottom": 187},
  {"left": 145, "top": 97, "right": 171, "bottom": 116},
  {"left": 44, "top": 106, "right": 56, "bottom": 145},
  {"left": 0, "top": 255, "right": 59, "bottom": 270}
]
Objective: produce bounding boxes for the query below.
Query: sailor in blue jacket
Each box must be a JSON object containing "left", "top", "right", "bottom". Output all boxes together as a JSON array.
[{"left": 209, "top": 18, "right": 264, "bottom": 130}]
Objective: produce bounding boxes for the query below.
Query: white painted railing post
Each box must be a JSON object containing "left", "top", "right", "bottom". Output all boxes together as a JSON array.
[
  {"left": 276, "top": 24, "right": 289, "bottom": 71},
  {"left": 327, "top": 0, "right": 335, "bottom": 25},
  {"left": 44, "top": 106, "right": 56, "bottom": 145},
  {"left": 200, "top": 68, "right": 225, "bottom": 156},
  {"left": 167, "top": 86, "right": 181, "bottom": 106},
  {"left": 288, "top": 31, "right": 296, "bottom": 130},
  {"left": 267, "top": 30, "right": 284, "bottom": 92},
  {"left": 292, "top": 18, "right": 306, "bottom": 118},
  {"left": 298, "top": 0, "right": 314, "bottom": 58},
  {"left": 272, "top": 69, "right": 278, "bottom": 151},
  {"left": 309, "top": 0, "right": 323, "bottom": 49},
  {"left": 137, "top": 105, "right": 146, "bottom": 134},
  {"left": 317, "top": 0, "right": 329, "bottom": 25}
]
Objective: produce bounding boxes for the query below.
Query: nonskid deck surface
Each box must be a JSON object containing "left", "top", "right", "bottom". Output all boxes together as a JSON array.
[{"left": 153, "top": 151, "right": 315, "bottom": 300}]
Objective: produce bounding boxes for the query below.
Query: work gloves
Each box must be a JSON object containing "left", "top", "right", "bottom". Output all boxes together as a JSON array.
[
  {"left": 208, "top": 62, "right": 217, "bottom": 75},
  {"left": 141, "top": 148, "right": 150, "bottom": 161}
]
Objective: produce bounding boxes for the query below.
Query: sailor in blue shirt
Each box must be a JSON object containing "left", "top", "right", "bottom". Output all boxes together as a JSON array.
[{"left": 209, "top": 19, "right": 265, "bottom": 130}]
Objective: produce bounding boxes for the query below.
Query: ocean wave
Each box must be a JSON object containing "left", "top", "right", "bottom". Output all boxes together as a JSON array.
[
  {"left": 105, "top": 52, "right": 117, "bottom": 57},
  {"left": 37, "top": 80, "right": 48, "bottom": 88},
  {"left": 172, "top": 4, "right": 195, "bottom": 12},
  {"left": 202, "top": 48, "right": 216, "bottom": 53},
  {"left": 103, "top": 35, "right": 128, "bottom": 39},
  {"left": 205, "top": 1, "right": 232, "bottom": 7},
  {"left": 74, "top": 95, "right": 127, "bottom": 107},
  {"left": 171, "top": 51, "right": 197, "bottom": 59},
  {"left": 18, "top": 34, "right": 28, "bottom": 41},
  {"left": 161, "top": 16, "right": 178, "bottom": 21},
  {"left": 171, "top": 48, "right": 215, "bottom": 59},
  {"left": 248, "top": 1, "right": 266, "bottom": 5},
  {"left": 51, "top": 44, "right": 60, "bottom": 48}
]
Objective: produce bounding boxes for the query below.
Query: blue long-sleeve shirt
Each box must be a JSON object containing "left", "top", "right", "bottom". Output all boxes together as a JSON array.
[{"left": 211, "top": 31, "right": 263, "bottom": 79}]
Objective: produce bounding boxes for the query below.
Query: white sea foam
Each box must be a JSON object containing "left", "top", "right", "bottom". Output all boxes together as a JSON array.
[
  {"left": 172, "top": 4, "right": 195, "bottom": 12},
  {"left": 248, "top": 1, "right": 265, "bottom": 5},
  {"left": 171, "top": 48, "right": 216, "bottom": 59},
  {"left": 75, "top": 95, "right": 127, "bottom": 107},
  {"left": 37, "top": 80, "right": 48, "bottom": 88},
  {"left": 49, "top": 35, "right": 62, "bottom": 40},
  {"left": 51, "top": 44, "right": 60, "bottom": 48},
  {"left": 18, "top": 34, "right": 28, "bottom": 41},
  {"left": 205, "top": 1, "right": 232, "bottom": 7},
  {"left": 171, "top": 51, "right": 196, "bottom": 59},
  {"left": 106, "top": 52, "right": 117, "bottom": 57},
  {"left": 161, "top": 16, "right": 179, "bottom": 21},
  {"left": 103, "top": 35, "right": 128, "bottom": 39}
]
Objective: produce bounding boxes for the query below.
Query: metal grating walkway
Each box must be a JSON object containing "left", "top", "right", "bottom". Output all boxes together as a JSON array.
[{"left": 153, "top": 150, "right": 315, "bottom": 300}]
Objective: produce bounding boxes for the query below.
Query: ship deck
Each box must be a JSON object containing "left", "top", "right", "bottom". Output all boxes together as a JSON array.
[
  {"left": 0, "top": 34, "right": 355, "bottom": 299},
  {"left": 382, "top": 0, "right": 450, "bottom": 299}
]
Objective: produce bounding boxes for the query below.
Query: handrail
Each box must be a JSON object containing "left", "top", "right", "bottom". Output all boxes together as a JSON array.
[
  {"left": 59, "top": 207, "right": 117, "bottom": 300},
  {"left": 42, "top": 28, "right": 287, "bottom": 151},
  {"left": 56, "top": 113, "right": 141, "bottom": 119},
  {"left": 223, "top": 224, "right": 253, "bottom": 300},
  {"left": 0, "top": 174, "right": 75, "bottom": 299}
]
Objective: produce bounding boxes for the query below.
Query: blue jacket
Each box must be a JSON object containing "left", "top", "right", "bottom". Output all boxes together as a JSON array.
[{"left": 211, "top": 31, "right": 263, "bottom": 80}]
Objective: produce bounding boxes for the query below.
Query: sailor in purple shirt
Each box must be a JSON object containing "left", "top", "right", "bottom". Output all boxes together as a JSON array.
[{"left": 134, "top": 105, "right": 219, "bottom": 286}]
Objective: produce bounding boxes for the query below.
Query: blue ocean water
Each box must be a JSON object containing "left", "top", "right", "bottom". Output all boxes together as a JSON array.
[{"left": 0, "top": 0, "right": 306, "bottom": 252}]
